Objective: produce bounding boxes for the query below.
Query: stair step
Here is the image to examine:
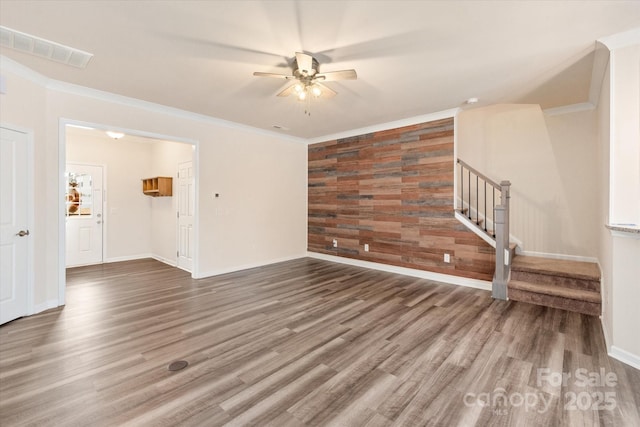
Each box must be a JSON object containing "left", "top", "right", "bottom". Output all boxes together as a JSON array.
[
  {"left": 508, "top": 280, "right": 601, "bottom": 316},
  {"left": 511, "top": 256, "right": 600, "bottom": 281},
  {"left": 509, "top": 280, "right": 601, "bottom": 303},
  {"left": 511, "top": 256, "right": 600, "bottom": 292},
  {"left": 508, "top": 256, "right": 601, "bottom": 316}
]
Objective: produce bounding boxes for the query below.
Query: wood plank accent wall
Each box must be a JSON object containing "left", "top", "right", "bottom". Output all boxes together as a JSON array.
[{"left": 308, "top": 117, "right": 494, "bottom": 281}]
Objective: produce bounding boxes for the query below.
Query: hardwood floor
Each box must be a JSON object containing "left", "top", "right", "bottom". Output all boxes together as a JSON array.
[{"left": 1, "top": 258, "right": 639, "bottom": 426}]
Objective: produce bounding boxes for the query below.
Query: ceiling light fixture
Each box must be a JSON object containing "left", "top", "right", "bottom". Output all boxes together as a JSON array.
[
  {"left": 254, "top": 52, "right": 356, "bottom": 116},
  {"left": 105, "top": 131, "right": 125, "bottom": 140}
]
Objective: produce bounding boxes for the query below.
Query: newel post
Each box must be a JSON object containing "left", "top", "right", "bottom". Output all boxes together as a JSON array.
[{"left": 492, "top": 180, "right": 511, "bottom": 300}]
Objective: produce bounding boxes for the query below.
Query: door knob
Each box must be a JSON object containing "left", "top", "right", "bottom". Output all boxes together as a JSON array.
[
  {"left": 97, "top": 220, "right": 102, "bottom": 224},
  {"left": 16, "top": 230, "right": 30, "bottom": 237}
]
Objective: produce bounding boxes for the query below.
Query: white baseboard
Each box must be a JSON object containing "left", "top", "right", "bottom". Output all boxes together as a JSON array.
[
  {"left": 609, "top": 346, "right": 640, "bottom": 370},
  {"left": 151, "top": 254, "right": 177, "bottom": 267},
  {"left": 195, "top": 254, "right": 308, "bottom": 279},
  {"left": 516, "top": 250, "right": 598, "bottom": 264},
  {"left": 32, "top": 299, "right": 61, "bottom": 315},
  {"left": 103, "top": 253, "right": 153, "bottom": 264},
  {"left": 307, "top": 251, "right": 492, "bottom": 291}
]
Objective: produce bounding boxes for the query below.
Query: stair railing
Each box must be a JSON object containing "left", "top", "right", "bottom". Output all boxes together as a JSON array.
[{"left": 457, "top": 159, "right": 511, "bottom": 300}]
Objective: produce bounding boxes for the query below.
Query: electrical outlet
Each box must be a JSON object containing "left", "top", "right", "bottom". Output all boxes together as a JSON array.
[
  {"left": 332, "top": 239, "right": 338, "bottom": 248},
  {"left": 444, "top": 253, "right": 451, "bottom": 263},
  {"left": 364, "top": 243, "right": 369, "bottom": 252}
]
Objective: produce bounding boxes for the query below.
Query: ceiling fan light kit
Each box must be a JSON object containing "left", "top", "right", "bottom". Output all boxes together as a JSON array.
[{"left": 254, "top": 52, "right": 357, "bottom": 115}]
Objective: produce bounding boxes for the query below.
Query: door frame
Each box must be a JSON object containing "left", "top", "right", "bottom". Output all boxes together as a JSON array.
[
  {"left": 58, "top": 119, "right": 200, "bottom": 305},
  {"left": 1, "top": 123, "right": 35, "bottom": 317}
]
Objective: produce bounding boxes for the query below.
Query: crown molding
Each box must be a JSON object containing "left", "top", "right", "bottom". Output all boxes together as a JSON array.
[
  {"left": 306, "top": 108, "right": 460, "bottom": 145},
  {"left": 599, "top": 27, "right": 640, "bottom": 51},
  {"left": 0, "top": 55, "right": 50, "bottom": 87},
  {"left": 543, "top": 102, "right": 595, "bottom": 117},
  {"left": 0, "top": 55, "right": 306, "bottom": 144}
]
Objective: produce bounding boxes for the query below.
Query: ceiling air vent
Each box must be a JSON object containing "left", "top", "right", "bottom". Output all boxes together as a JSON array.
[{"left": 0, "top": 26, "right": 93, "bottom": 69}]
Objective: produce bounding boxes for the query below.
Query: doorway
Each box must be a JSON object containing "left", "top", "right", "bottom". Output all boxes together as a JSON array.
[{"left": 60, "top": 120, "right": 199, "bottom": 304}]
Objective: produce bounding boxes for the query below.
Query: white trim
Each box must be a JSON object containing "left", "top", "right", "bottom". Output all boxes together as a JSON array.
[
  {"left": 0, "top": 55, "right": 50, "bottom": 87},
  {"left": 1, "top": 55, "right": 304, "bottom": 144},
  {"left": 601, "top": 315, "right": 612, "bottom": 352},
  {"left": 306, "top": 108, "right": 460, "bottom": 145},
  {"left": 26, "top": 128, "right": 35, "bottom": 316},
  {"left": 609, "top": 346, "right": 640, "bottom": 371},
  {"left": 599, "top": 27, "right": 640, "bottom": 51},
  {"left": 543, "top": 102, "right": 595, "bottom": 116},
  {"left": 307, "top": 251, "right": 492, "bottom": 291},
  {"left": 102, "top": 253, "right": 154, "bottom": 264},
  {"left": 195, "top": 254, "right": 308, "bottom": 279},
  {"left": 152, "top": 253, "right": 177, "bottom": 267},
  {"left": 453, "top": 115, "right": 459, "bottom": 211},
  {"left": 455, "top": 211, "right": 497, "bottom": 248},
  {"left": 191, "top": 143, "right": 201, "bottom": 279},
  {"left": 454, "top": 210, "right": 523, "bottom": 249},
  {"left": 33, "top": 299, "right": 60, "bottom": 314},
  {"left": 516, "top": 250, "right": 599, "bottom": 264},
  {"left": 58, "top": 122, "right": 66, "bottom": 305}
]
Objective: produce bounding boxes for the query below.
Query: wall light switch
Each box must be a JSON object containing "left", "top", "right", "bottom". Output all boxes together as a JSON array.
[
  {"left": 332, "top": 239, "right": 338, "bottom": 248},
  {"left": 364, "top": 243, "right": 369, "bottom": 252},
  {"left": 444, "top": 253, "right": 451, "bottom": 263}
]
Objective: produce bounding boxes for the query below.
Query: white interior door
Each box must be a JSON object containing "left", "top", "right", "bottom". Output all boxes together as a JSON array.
[
  {"left": 177, "top": 161, "right": 194, "bottom": 272},
  {"left": 65, "top": 164, "right": 103, "bottom": 267},
  {"left": 1, "top": 127, "right": 31, "bottom": 324}
]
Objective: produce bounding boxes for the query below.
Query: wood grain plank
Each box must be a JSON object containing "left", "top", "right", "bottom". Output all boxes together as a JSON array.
[{"left": 0, "top": 258, "right": 638, "bottom": 426}]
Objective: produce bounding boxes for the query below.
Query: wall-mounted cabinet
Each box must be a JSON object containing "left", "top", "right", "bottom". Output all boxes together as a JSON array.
[{"left": 142, "top": 177, "right": 172, "bottom": 197}]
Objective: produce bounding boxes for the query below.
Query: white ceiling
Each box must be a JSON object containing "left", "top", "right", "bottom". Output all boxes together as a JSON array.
[{"left": 1, "top": 1, "right": 639, "bottom": 139}]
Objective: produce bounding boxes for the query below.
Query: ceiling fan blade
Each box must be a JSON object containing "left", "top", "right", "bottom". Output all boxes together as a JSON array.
[
  {"left": 277, "top": 84, "right": 297, "bottom": 97},
  {"left": 315, "top": 83, "right": 337, "bottom": 98},
  {"left": 315, "top": 69, "right": 357, "bottom": 81},
  {"left": 295, "top": 52, "right": 314, "bottom": 76},
  {"left": 253, "top": 72, "right": 294, "bottom": 79}
]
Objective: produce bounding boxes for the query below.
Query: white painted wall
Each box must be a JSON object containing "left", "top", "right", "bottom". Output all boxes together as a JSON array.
[
  {"left": 457, "top": 104, "right": 598, "bottom": 259},
  {"left": 1, "top": 61, "right": 308, "bottom": 310}
]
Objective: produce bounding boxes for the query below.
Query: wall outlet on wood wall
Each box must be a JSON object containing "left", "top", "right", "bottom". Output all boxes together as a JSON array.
[
  {"left": 332, "top": 239, "right": 338, "bottom": 248},
  {"left": 364, "top": 244, "right": 369, "bottom": 252},
  {"left": 444, "top": 253, "right": 451, "bottom": 263}
]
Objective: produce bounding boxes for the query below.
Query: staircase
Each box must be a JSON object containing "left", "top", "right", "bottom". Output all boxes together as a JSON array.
[
  {"left": 456, "top": 158, "right": 602, "bottom": 316},
  {"left": 509, "top": 256, "right": 601, "bottom": 316}
]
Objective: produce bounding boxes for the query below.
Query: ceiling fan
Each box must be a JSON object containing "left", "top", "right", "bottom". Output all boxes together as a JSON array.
[{"left": 253, "top": 52, "right": 357, "bottom": 101}]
